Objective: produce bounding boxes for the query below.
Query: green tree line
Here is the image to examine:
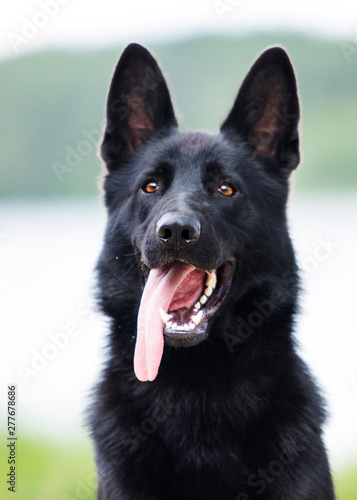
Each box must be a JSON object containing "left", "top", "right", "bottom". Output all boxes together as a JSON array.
[{"left": 1, "top": 33, "right": 356, "bottom": 197}]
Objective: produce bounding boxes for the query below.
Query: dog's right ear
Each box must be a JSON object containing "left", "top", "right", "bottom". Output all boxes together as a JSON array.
[{"left": 101, "top": 43, "right": 177, "bottom": 170}]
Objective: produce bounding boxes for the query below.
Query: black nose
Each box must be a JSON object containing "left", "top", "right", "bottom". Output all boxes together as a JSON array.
[{"left": 156, "top": 212, "right": 201, "bottom": 250}]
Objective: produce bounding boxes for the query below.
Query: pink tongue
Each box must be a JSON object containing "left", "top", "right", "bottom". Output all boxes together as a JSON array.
[{"left": 134, "top": 262, "right": 195, "bottom": 382}]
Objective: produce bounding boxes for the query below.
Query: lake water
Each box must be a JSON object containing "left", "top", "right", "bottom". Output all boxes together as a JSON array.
[{"left": 1, "top": 193, "right": 356, "bottom": 470}]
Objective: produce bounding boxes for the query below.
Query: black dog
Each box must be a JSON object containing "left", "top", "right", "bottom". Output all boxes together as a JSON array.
[{"left": 90, "top": 43, "right": 335, "bottom": 499}]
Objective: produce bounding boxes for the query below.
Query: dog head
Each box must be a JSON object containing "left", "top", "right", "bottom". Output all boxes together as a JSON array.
[{"left": 98, "top": 44, "right": 300, "bottom": 381}]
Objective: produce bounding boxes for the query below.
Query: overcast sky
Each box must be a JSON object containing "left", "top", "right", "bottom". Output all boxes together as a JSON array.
[{"left": 1, "top": 0, "right": 357, "bottom": 59}]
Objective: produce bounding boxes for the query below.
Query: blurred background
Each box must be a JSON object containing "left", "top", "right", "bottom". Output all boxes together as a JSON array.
[{"left": 0, "top": 1, "right": 356, "bottom": 498}]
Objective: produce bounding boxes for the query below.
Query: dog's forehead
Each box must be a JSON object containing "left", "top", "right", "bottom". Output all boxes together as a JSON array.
[
  {"left": 177, "top": 132, "right": 209, "bottom": 152},
  {"left": 146, "top": 130, "right": 244, "bottom": 176},
  {"left": 164, "top": 131, "right": 225, "bottom": 162},
  {"left": 162, "top": 132, "right": 219, "bottom": 179},
  {"left": 163, "top": 131, "right": 243, "bottom": 170}
]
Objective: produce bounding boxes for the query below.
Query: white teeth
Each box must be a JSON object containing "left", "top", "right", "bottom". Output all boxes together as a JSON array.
[
  {"left": 164, "top": 315, "right": 203, "bottom": 331},
  {"left": 206, "top": 272, "right": 217, "bottom": 289},
  {"left": 161, "top": 270, "right": 215, "bottom": 334},
  {"left": 195, "top": 270, "right": 216, "bottom": 306},
  {"left": 159, "top": 308, "right": 173, "bottom": 324},
  {"left": 192, "top": 310, "right": 203, "bottom": 325},
  {"left": 166, "top": 322, "right": 191, "bottom": 332},
  {"left": 200, "top": 295, "right": 208, "bottom": 305}
]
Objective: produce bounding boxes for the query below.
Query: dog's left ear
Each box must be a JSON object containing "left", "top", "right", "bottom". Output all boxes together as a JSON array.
[{"left": 221, "top": 47, "right": 300, "bottom": 175}]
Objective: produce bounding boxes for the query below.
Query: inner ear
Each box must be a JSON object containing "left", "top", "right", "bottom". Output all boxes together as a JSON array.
[
  {"left": 248, "top": 74, "right": 288, "bottom": 159},
  {"left": 125, "top": 88, "right": 155, "bottom": 151},
  {"left": 221, "top": 47, "right": 300, "bottom": 173}
]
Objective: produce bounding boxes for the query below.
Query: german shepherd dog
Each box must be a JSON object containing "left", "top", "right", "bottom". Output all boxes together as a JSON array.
[{"left": 90, "top": 44, "right": 335, "bottom": 499}]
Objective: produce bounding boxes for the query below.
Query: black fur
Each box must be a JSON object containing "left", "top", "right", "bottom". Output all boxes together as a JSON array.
[{"left": 90, "top": 44, "right": 335, "bottom": 499}]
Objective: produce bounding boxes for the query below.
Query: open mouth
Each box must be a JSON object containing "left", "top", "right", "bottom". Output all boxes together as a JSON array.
[
  {"left": 160, "top": 261, "right": 235, "bottom": 345},
  {"left": 134, "top": 259, "right": 236, "bottom": 382}
]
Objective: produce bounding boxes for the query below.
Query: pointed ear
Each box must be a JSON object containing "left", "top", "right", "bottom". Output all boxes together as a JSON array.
[
  {"left": 221, "top": 47, "right": 300, "bottom": 175},
  {"left": 101, "top": 43, "right": 177, "bottom": 170}
]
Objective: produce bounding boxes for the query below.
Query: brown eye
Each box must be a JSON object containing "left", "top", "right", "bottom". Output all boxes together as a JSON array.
[
  {"left": 218, "top": 184, "right": 235, "bottom": 197},
  {"left": 143, "top": 181, "right": 159, "bottom": 193}
]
